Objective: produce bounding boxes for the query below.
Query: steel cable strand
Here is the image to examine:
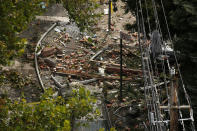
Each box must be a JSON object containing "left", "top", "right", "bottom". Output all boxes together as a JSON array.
[
  {"left": 139, "top": 0, "right": 153, "bottom": 78},
  {"left": 175, "top": 88, "right": 186, "bottom": 131},
  {"left": 150, "top": 0, "right": 171, "bottom": 74},
  {"left": 138, "top": 4, "right": 161, "bottom": 131},
  {"left": 136, "top": 1, "right": 155, "bottom": 130},
  {"left": 139, "top": 1, "right": 165, "bottom": 130},
  {"left": 149, "top": 0, "right": 185, "bottom": 129},
  {"left": 139, "top": 1, "right": 162, "bottom": 130},
  {"left": 147, "top": 0, "right": 192, "bottom": 129},
  {"left": 148, "top": 1, "right": 171, "bottom": 122},
  {"left": 149, "top": 1, "right": 181, "bottom": 130},
  {"left": 139, "top": 0, "right": 165, "bottom": 130},
  {"left": 138, "top": 9, "right": 155, "bottom": 131},
  {"left": 159, "top": 0, "right": 195, "bottom": 129},
  {"left": 159, "top": 0, "right": 195, "bottom": 122},
  {"left": 160, "top": 54, "right": 171, "bottom": 118},
  {"left": 144, "top": 0, "right": 151, "bottom": 34},
  {"left": 142, "top": 0, "right": 169, "bottom": 125},
  {"left": 143, "top": 0, "right": 162, "bottom": 101}
]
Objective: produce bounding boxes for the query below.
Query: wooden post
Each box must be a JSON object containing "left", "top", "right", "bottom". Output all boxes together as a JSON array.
[{"left": 170, "top": 75, "right": 179, "bottom": 131}]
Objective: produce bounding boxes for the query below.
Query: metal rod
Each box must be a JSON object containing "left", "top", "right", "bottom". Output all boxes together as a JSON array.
[
  {"left": 119, "top": 37, "right": 123, "bottom": 101},
  {"left": 35, "top": 23, "right": 57, "bottom": 92},
  {"left": 108, "top": 0, "right": 111, "bottom": 31},
  {"left": 160, "top": 105, "right": 191, "bottom": 109}
]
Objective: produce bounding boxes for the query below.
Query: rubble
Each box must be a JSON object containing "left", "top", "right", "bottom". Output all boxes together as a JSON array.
[
  {"left": 105, "top": 67, "right": 142, "bottom": 75},
  {"left": 34, "top": 1, "right": 145, "bottom": 130},
  {"left": 104, "top": 8, "right": 109, "bottom": 15},
  {"left": 41, "top": 47, "right": 56, "bottom": 57},
  {"left": 54, "top": 27, "right": 61, "bottom": 33},
  {"left": 44, "top": 58, "right": 56, "bottom": 68}
]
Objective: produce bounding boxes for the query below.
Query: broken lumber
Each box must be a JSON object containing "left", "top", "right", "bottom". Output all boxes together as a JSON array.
[
  {"left": 80, "top": 78, "right": 98, "bottom": 84},
  {"left": 105, "top": 67, "right": 142, "bottom": 75},
  {"left": 51, "top": 75, "right": 67, "bottom": 88},
  {"left": 90, "top": 45, "right": 109, "bottom": 61},
  {"left": 90, "top": 60, "right": 126, "bottom": 67},
  {"left": 54, "top": 71, "right": 133, "bottom": 81}
]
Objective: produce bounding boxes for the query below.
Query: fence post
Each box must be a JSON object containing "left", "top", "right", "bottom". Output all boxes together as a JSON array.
[{"left": 119, "top": 33, "right": 123, "bottom": 101}]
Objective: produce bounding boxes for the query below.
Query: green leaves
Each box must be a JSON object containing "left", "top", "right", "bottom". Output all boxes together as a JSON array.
[
  {"left": 67, "top": 87, "right": 99, "bottom": 121},
  {"left": 63, "top": 0, "right": 100, "bottom": 31},
  {"left": 0, "top": 87, "right": 99, "bottom": 130},
  {"left": 182, "top": 3, "right": 196, "bottom": 15},
  {"left": 0, "top": 0, "right": 53, "bottom": 65}
]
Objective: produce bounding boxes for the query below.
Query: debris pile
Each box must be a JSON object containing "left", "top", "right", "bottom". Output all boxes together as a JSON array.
[
  {"left": 34, "top": 0, "right": 147, "bottom": 130},
  {"left": 35, "top": 22, "right": 145, "bottom": 130}
]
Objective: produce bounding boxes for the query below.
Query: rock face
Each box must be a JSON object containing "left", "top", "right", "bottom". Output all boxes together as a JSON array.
[{"left": 41, "top": 47, "right": 56, "bottom": 57}]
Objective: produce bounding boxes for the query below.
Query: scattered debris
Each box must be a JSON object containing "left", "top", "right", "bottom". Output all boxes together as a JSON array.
[
  {"left": 33, "top": 1, "right": 145, "bottom": 130},
  {"left": 105, "top": 67, "right": 142, "bottom": 75},
  {"left": 44, "top": 58, "right": 56, "bottom": 68},
  {"left": 54, "top": 27, "right": 61, "bottom": 33},
  {"left": 104, "top": 8, "right": 109, "bottom": 15},
  {"left": 41, "top": 47, "right": 56, "bottom": 57}
]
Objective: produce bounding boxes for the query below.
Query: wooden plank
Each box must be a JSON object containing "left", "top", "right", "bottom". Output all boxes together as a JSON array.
[
  {"left": 170, "top": 76, "right": 179, "bottom": 131},
  {"left": 54, "top": 70, "right": 133, "bottom": 81},
  {"left": 105, "top": 67, "right": 142, "bottom": 75},
  {"left": 90, "top": 60, "right": 126, "bottom": 67}
]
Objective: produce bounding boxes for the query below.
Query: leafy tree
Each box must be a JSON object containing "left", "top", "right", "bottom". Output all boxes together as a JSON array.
[
  {"left": 63, "top": 0, "right": 100, "bottom": 31},
  {"left": 0, "top": 87, "right": 99, "bottom": 130},
  {"left": 0, "top": 0, "right": 56, "bottom": 65},
  {"left": 0, "top": 0, "right": 99, "bottom": 65}
]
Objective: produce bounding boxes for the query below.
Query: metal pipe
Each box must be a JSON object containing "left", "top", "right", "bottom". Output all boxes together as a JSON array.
[
  {"left": 35, "top": 23, "right": 57, "bottom": 92},
  {"left": 119, "top": 36, "right": 123, "bottom": 101}
]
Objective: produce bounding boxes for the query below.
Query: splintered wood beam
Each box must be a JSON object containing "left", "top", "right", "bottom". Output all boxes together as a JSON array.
[
  {"left": 54, "top": 71, "right": 133, "bottom": 81},
  {"left": 90, "top": 60, "right": 126, "bottom": 67},
  {"left": 170, "top": 76, "right": 179, "bottom": 131},
  {"left": 105, "top": 67, "right": 142, "bottom": 75}
]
